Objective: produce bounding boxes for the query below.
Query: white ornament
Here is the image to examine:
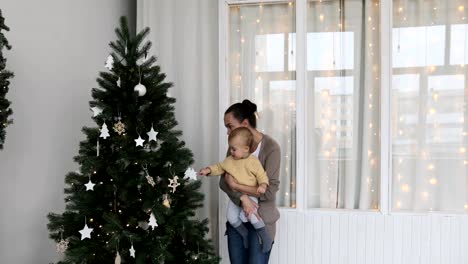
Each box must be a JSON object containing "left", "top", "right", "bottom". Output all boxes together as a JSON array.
[
  {"left": 100, "top": 123, "right": 110, "bottom": 139},
  {"left": 85, "top": 179, "right": 95, "bottom": 191},
  {"left": 134, "top": 83, "right": 147, "bottom": 96},
  {"left": 135, "top": 135, "right": 145, "bottom": 147},
  {"left": 90, "top": 106, "right": 103, "bottom": 117},
  {"left": 184, "top": 167, "right": 198, "bottom": 181},
  {"left": 129, "top": 245, "right": 135, "bottom": 258},
  {"left": 105, "top": 55, "right": 114, "bottom": 70},
  {"left": 79, "top": 223, "right": 93, "bottom": 240},
  {"left": 148, "top": 212, "right": 158, "bottom": 229},
  {"left": 116, "top": 77, "right": 121, "bottom": 87},
  {"left": 146, "top": 175, "right": 155, "bottom": 187},
  {"left": 168, "top": 176, "right": 180, "bottom": 193},
  {"left": 56, "top": 239, "right": 69, "bottom": 254},
  {"left": 115, "top": 251, "right": 121, "bottom": 264},
  {"left": 147, "top": 126, "right": 158, "bottom": 142}
]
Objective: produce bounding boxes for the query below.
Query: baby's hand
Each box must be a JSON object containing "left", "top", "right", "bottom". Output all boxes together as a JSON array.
[
  {"left": 257, "top": 183, "right": 267, "bottom": 194},
  {"left": 198, "top": 167, "right": 210, "bottom": 176}
]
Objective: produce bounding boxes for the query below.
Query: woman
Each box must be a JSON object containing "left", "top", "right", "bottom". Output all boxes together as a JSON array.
[{"left": 219, "top": 99, "right": 281, "bottom": 264}]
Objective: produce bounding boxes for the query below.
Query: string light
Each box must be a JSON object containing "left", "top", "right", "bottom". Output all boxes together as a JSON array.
[{"left": 401, "top": 184, "right": 410, "bottom": 192}]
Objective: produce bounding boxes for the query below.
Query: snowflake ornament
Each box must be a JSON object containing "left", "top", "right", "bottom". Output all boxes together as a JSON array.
[
  {"left": 113, "top": 120, "right": 126, "bottom": 135},
  {"left": 184, "top": 167, "right": 198, "bottom": 181},
  {"left": 56, "top": 239, "right": 69, "bottom": 254}
]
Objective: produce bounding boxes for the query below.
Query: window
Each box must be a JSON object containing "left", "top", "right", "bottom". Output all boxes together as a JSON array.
[
  {"left": 224, "top": 0, "right": 467, "bottom": 212},
  {"left": 392, "top": 0, "right": 468, "bottom": 212},
  {"left": 229, "top": 2, "right": 296, "bottom": 207}
]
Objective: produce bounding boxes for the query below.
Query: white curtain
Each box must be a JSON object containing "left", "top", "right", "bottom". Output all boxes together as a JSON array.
[
  {"left": 228, "top": 3, "right": 296, "bottom": 208},
  {"left": 306, "top": 0, "right": 381, "bottom": 209},
  {"left": 391, "top": 0, "right": 468, "bottom": 212},
  {"left": 137, "top": 0, "right": 220, "bottom": 245}
]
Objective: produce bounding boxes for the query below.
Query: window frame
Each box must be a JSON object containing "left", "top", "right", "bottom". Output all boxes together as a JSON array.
[{"left": 219, "top": 0, "right": 466, "bottom": 215}]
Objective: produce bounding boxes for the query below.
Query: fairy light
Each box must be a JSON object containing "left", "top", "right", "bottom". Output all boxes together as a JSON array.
[
  {"left": 429, "top": 178, "right": 438, "bottom": 185},
  {"left": 401, "top": 184, "right": 410, "bottom": 192},
  {"left": 319, "top": 14, "right": 324, "bottom": 21},
  {"left": 459, "top": 5, "right": 465, "bottom": 11},
  {"left": 421, "top": 192, "right": 429, "bottom": 199},
  {"left": 427, "top": 164, "right": 434, "bottom": 170},
  {"left": 396, "top": 201, "right": 402, "bottom": 208},
  {"left": 459, "top": 147, "right": 466, "bottom": 153}
]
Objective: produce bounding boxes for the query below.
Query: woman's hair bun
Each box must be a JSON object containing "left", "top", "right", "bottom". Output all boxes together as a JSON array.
[{"left": 242, "top": 99, "right": 257, "bottom": 114}]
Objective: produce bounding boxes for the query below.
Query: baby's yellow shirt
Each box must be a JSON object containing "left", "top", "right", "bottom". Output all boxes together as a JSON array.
[{"left": 208, "top": 155, "right": 269, "bottom": 187}]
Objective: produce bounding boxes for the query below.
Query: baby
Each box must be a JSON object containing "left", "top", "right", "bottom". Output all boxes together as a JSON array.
[{"left": 199, "top": 127, "right": 272, "bottom": 252}]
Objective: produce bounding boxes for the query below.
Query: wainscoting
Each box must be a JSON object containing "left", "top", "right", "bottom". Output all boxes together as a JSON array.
[{"left": 219, "top": 209, "right": 468, "bottom": 264}]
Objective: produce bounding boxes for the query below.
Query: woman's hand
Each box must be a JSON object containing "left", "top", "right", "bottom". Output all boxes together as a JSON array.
[
  {"left": 240, "top": 194, "right": 260, "bottom": 220},
  {"left": 224, "top": 173, "right": 238, "bottom": 190}
]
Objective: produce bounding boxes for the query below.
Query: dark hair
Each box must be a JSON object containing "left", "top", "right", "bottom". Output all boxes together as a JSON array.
[
  {"left": 224, "top": 99, "right": 257, "bottom": 128},
  {"left": 228, "top": 127, "right": 254, "bottom": 149}
]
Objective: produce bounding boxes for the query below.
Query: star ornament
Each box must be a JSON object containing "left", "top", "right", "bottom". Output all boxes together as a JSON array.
[
  {"left": 168, "top": 176, "right": 180, "bottom": 193},
  {"left": 90, "top": 106, "right": 103, "bottom": 117},
  {"left": 148, "top": 212, "right": 158, "bottom": 229},
  {"left": 184, "top": 167, "right": 198, "bottom": 181},
  {"left": 135, "top": 135, "right": 145, "bottom": 147},
  {"left": 84, "top": 179, "right": 95, "bottom": 191},
  {"left": 129, "top": 244, "right": 135, "bottom": 258},
  {"left": 79, "top": 223, "right": 93, "bottom": 240},
  {"left": 147, "top": 126, "right": 158, "bottom": 142}
]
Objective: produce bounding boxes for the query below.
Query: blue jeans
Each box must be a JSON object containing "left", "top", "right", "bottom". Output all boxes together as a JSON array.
[{"left": 226, "top": 222, "right": 272, "bottom": 264}]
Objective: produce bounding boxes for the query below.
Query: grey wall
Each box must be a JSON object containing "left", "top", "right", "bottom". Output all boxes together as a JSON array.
[{"left": 0, "top": 1, "right": 135, "bottom": 263}]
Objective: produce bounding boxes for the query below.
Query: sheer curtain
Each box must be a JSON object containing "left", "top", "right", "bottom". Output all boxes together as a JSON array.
[
  {"left": 228, "top": 3, "right": 297, "bottom": 207},
  {"left": 392, "top": 0, "right": 468, "bottom": 212},
  {"left": 136, "top": 0, "right": 220, "bottom": 243},
  {"left": 306, "top": 0, "right": 381, "bottom": 209}
]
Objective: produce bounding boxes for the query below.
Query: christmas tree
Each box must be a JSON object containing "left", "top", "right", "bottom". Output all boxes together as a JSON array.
[
  {"left": 0, "top": 9, "right": 13, "bottom": 150},
  {"left": 47, "top": 17, "right": 219, "bottom": 264}
]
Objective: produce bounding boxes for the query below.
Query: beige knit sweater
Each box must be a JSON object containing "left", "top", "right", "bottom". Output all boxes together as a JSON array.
[
  {"left": 219, "top": 134, "right": 281, "bottom": 239},
  {"left": 208, "top": 155, "right": 269, "bottom": 187}
]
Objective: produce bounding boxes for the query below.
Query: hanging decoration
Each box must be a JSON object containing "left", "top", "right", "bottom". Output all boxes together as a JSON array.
[
  {"left": 168, "top": 176, "right": 180, "bottom": 193},
  {"left": 100, "top": 122, "right": 110, "bottom": 139},
  {"left": 162, "top": 194, "right": 171, "bottom": 208},
  {"left": 113, "top": 114, "right": 126, "bottom": 135},
  {"left": 105, "top": 55, "right": 114, "bottom": 70},
  {"left": 148, "top": 212, "right": 158, "bottom": 229},
  {"left": 56, "top": 227, "right": 69, "bottom": 254},
  {"left": 147, "top": 125, "right": 158, "bottom": 142},
  {"left": 79, "top": 218, "right": 93, "bottom": 240},
  {"left": 184, "top": 167, "right": 198, "bottom": 181}
]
